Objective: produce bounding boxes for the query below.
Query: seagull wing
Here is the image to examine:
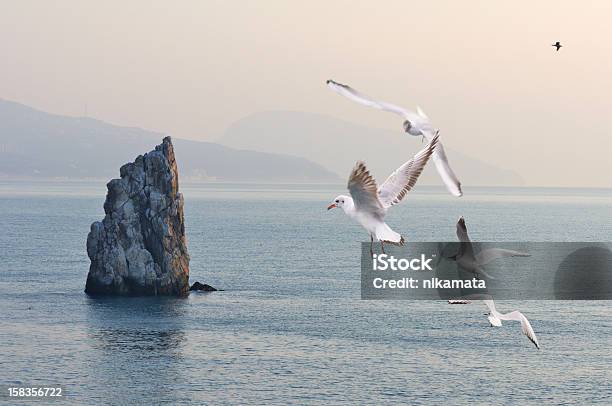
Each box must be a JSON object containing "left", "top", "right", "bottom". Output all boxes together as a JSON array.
[
  {"left": 456, "top": 218, "right": 471, "bottom": 243},
  {"left": 456, "top": 217, "right": 475, "bottom": 260},
  {"left": 347, "top": 161, "right": 385, "bottom": 220},
  {"left": 378, "top": 133, "right": 439, "bottom": 208},
  {"left": 476, "top": 248, "right": 531, "bottom": 265},
  {"left": 416, "top": 106, "right": 429, "bottom": 120},
  {"left": 327, "top": 79, "right": 420, "bottom": 122},
  {"left": 499, "top": 311, "right": 540, "bottom": 349},
  {"left": 422, "top": 131, "right": 463, "bottom": 197}
]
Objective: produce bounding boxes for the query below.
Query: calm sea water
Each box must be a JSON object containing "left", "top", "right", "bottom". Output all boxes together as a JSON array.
[{"left": 1, "top": 181, "right": 611, "bottom": 405}]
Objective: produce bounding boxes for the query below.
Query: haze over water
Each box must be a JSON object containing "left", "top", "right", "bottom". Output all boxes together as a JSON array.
[{"left": 1, "top": 182, "right": 611, "bottom": 404}]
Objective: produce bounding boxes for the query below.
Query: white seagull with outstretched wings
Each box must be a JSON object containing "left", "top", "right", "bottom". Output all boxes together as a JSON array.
[
  {"left": 327, "top": 79, "right": 462, "bottom": 197},
  {"left": 327, "top": 134, "right": 439, "bottom": 254},
  {"left": 484, "top": 299, "right": 540, "bottom": 349}
]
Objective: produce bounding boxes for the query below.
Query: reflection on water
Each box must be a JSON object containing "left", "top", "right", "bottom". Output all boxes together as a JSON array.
[
  {"left": 85, "top": 296, "right": 188, "bottom": 351},
  {"left": 83, "top": 297, "right": 189, "bottom": 403},
  {"left": 90, "top": 329, "right": 186, "bottom": 354}
]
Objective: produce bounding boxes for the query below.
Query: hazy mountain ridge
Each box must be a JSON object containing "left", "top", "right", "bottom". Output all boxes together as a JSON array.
[
  {"left": 0, "top": 99, "right": 340, "bottom": 182},
  {"left": 219, "top": 110, "right": 524, "bottom": 187}
]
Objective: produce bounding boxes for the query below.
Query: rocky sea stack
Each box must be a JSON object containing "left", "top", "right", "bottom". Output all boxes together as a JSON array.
[{"left": 85, "top": 137, "right": 190, "bottom": 296}]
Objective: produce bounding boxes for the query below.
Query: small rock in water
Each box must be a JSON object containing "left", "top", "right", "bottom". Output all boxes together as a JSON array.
[{"left": 189, "top": 282, "right": 218, "bottom": 292}]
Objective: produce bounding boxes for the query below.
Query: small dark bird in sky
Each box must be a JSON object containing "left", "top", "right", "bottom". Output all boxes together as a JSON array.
[{"left": 552, "top": 41, "right": 562, "bottom": 51}]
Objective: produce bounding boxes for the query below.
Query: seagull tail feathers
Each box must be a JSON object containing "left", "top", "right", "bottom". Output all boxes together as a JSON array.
[{"left": 376, "top": 224, "right": 403, "bottom": 245}]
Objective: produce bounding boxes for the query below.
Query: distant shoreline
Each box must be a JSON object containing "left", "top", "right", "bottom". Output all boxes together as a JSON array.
[{"left": 0, "top": 177, "right": 610, "bottom": 193}]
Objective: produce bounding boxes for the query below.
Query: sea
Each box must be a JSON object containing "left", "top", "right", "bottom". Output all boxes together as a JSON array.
[{"left": 0, "top": 180, "right": 611, "bottom": 405}]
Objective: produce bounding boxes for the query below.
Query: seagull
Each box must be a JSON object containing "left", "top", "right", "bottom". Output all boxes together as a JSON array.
[
  {"left": 327, "top": 134, "right": 439, "bottom": 254},
  {"left": 552, "top": 41, "right": 562, "bottom": 51},
  {"left": 483, "top": 299, "right": 540, "bottom": 349},
  {"left": 326, "top": 79, "right": 462, "bottom": 197},
  {"left": 450, "top": 217, "right": 530, "bottom": 280}
]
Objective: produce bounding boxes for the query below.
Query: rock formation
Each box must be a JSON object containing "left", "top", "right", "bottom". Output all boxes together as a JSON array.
[{"left": 85, "top": 137, "right": 190, "bottom": 296}]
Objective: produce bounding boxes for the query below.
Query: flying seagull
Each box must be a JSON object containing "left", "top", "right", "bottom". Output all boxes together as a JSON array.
[
  {"left": 326, "top": 79, "right": 462, "bottom": 197},
  {"left": 327, "top": 134, "right": 439, "bottom": 254},
  {"left": 484, "top": 299, "right": 540, "bottom": 349},
  {"left": 449, "top": 217, "right": 530, "bottom": 280},
  {"left": 552, "top": 41, "right": 562, "bottom": 51}
]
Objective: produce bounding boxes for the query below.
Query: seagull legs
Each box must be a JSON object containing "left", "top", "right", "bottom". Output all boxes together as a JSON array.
[{"left": 370, "top": 236, "right": 385, "bottom": 255}]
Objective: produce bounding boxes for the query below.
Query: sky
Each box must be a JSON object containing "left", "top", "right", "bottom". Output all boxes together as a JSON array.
[{"left": 1, "top": 0, "right": 611, "bottom": 187}]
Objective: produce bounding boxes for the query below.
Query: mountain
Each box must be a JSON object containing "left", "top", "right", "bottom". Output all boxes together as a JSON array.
[
  {"left": 218, "top": 111, "right": 524, "bottom": 187},
  {"left": 0, "top": 100, "right": 339, "bottom": 182}
]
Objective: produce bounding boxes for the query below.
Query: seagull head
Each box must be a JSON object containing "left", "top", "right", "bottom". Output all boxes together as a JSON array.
[
  {"left": 327, "top": 195, "right": 349, "bottom": 211},
  {"left": 402, "top": 120, "right": 422, "bottom": 137},
  {"left": 402, "top": 120, "right": 412, "bottom": 133}
]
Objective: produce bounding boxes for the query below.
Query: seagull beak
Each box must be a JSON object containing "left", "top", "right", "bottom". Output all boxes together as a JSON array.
[{"left": 327, "top": 203, "right": 337, "bottom": 210}]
